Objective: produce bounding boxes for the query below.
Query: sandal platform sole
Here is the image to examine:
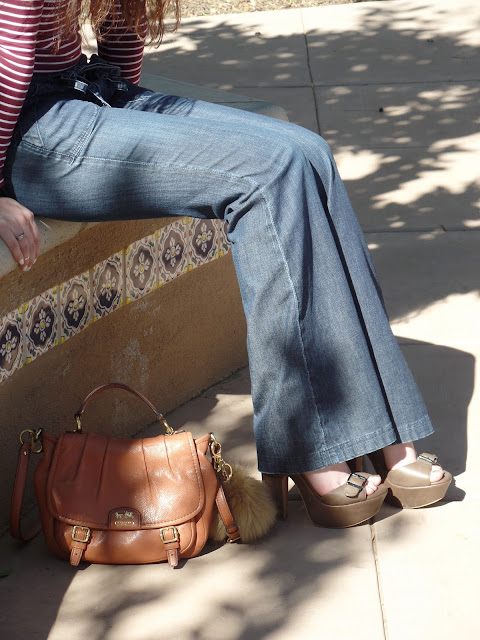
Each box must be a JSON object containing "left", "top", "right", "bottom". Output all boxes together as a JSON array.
[
  {"left": 291, "top": 475, "right": 388, "bottom": 528},
  {"left": 384, "top": 472, "right": 452, "bottom": 509}
]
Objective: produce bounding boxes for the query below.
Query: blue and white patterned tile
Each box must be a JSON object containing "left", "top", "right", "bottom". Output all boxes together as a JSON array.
[
  {"left": 0, "top": 308, "right": 24, "bottom": 383},
  {"left": 217, "top": 220, "right": 231, "bottom": 257},
  {"left": 188, "top": 218, "right": 218, "bottom": 268},
  {"left": 60, "top": 271, "right": 91, "bottom": 342},
  {"left": 125, "top": 234, "right": 157, "bottom": 303},
  {"left": 157, "top": 219, "right": 188, "bottom": 285},
  {"left": 92, "top": 252, "right": 123, "bottom": 320},
  {"left": 23, "top": 288, "right": 58, "bottom": 363}
]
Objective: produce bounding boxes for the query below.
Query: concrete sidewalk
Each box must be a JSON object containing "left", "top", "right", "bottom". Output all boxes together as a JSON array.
[{"left": 1, "top": 1, "right": 479, "bottom": 638}]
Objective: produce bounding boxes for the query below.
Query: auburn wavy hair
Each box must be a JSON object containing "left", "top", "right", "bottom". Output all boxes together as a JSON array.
[{"left": 64, "top": 0, "right": 180, "bottom": 46}]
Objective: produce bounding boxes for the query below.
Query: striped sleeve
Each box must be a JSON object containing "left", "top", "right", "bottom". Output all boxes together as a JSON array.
[
  {"left": 97, "top": 3, "right": 147, "bottom": 85},
  {"left": 0, "top": 0, "right": 44, "bottom": 187}
]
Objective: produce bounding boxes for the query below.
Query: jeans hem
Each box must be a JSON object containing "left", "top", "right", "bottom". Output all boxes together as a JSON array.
[{"left": 258, "top": 414, "right": 434, "bottom": 474}]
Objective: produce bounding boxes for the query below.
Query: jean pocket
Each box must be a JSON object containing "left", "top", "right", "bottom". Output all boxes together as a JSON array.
[
  {"left": 17, "top": 96, "right": 44, "bottom": 148},
  {"left": 20, "top": 95, "right": 99, "bottom": 163}
]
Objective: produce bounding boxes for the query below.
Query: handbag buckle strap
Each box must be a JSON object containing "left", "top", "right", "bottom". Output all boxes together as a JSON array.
[
  {"left": 159, "top": 527, "right": 180, "bottom": 568},
  {"left": 72, "top": 526, "right": 91, "bottom": 543},
  {"left": 159, "top": 526, "right": 179, "bottom": 544}
]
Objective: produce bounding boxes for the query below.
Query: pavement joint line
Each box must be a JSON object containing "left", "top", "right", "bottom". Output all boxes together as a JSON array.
[
  {"left": 233, "top": 84, "right": 313, "bottom": 89},
  {"left": 300, "top": 10, "right": 322, "bottom": 135},
  {"left": 365, "top": 228, "right": 480, "bottom": 234},
  {"left": 370, "top": 521, "right": 389, "bottom": 640},
  {"left": 364, "top": 228, "right": 444, "bottom": 234},
  {"left": 339, "top": 145, "right": 456, "bottom": 150},
  {"left": 312, "top": 79, "right": 480, "bottom": 87}
]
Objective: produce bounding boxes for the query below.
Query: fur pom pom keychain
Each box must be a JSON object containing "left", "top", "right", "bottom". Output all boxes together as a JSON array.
[
  {"left": 209, "top": 464, "right": 277, "bottom": 542},
  {"left": 208, "top": 434, "right": 277, "bottom": 543}
]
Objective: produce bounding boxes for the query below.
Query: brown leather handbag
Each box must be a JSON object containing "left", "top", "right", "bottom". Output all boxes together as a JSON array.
[{"left": 10, "top": 383, "right": 239, "bottom": 568}]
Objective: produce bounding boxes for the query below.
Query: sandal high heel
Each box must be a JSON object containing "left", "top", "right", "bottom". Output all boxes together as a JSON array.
[
  {"left": 367, "top": 450, "right": 452, "bottom": 509},
  {"left": 262, "top": 471, "right": 387, "bottom": 528}
]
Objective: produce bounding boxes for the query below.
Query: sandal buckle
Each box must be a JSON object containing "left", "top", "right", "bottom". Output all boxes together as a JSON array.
[
  {"left": 347, "top": 472, "right": 368, "bottom": 489},
  {"left": 345, "top": 472, "right": 368, "bottom": 498},
  {"left": 419, "top": 453, "right": 438, "bottom": 465}
]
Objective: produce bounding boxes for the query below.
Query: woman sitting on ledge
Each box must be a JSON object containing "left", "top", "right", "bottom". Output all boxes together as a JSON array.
[{"left": 0, "top": 0, "right": 451, "bottom": 526}]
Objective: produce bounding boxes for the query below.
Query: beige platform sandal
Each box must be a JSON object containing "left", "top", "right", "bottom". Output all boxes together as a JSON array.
[
  {"left": 367, "top": 451, "right": 452, "bottom": 509},
  {"left": 262, "top": 471, "right": 387, "bottom": 528}
]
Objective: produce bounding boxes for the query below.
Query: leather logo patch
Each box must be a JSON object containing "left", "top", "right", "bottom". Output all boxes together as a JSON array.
[{"left": 109, "top": 507, "right": 141, "bottom": 528}]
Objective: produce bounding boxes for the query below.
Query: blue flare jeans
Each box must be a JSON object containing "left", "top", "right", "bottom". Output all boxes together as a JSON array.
[{"left": 5, "top": 57, "right": 433, "bottom": 473}]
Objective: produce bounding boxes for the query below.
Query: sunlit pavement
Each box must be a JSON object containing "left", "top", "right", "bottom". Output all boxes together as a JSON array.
[{"left": 1, "top": 1, "right": 479, "bottom": 638}]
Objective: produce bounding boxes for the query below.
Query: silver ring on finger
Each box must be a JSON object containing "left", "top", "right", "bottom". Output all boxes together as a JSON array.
[{"left": 16, "top": 232, "right": 26, "bottom": 240}]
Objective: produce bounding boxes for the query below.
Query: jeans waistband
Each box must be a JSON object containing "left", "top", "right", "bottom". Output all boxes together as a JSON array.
[{"left": 29, "top": 54, "right": 129, "bottom": 107}]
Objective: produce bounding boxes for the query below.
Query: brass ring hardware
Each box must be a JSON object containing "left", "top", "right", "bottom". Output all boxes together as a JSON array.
[
  {"left": 74, "top": 415, "right": 82, "bottom": 433},
  {"left": 209, "top": 433, "right": 233, "bottom": 483},
  {"left": 157, "top": 415, "right": 174, "bottom": 436},
  {"left": 19, "top": 429, "right": 43, "bottom": 454}
]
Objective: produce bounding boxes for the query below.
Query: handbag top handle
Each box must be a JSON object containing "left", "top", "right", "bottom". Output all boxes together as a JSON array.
[{"left": 74, "top": 382, "right": 174, "bottom": 435}]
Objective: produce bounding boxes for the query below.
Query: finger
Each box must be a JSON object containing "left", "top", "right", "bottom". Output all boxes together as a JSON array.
[
  {"left": 17, "top": 233, "right": 34, "bottom": 269},
  {"left": 17, "top": 210, "right": 38, "bottom": 267},
  {"left": 29, "top": 217, "right": 41, "bottom": 261},
  {"left": 1, "top": 228, "right": 28, "bottom": 267},
  {"left": 0, "top": 198, "right": 39, "bottom": 268}
]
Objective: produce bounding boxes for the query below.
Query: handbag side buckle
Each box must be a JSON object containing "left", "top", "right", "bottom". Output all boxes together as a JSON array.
[
  {"left": 159, "top": 526, "right": 179, "bottom": 544},
  {"left": 72, "top": 526, "right": 91, "bottom": 543}
]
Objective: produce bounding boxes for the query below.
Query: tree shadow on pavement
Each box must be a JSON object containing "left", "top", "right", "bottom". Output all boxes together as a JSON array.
[{"left": 1, "top": 3, "right": 478, "bottom": 638}]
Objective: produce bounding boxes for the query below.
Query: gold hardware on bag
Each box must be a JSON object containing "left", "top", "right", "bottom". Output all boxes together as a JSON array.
[
  {"left": 157, "top": 415, "right": 174, "bottom": 436},
  {"left": 19, "top": 429, "right": 43, "bottom": 454},
  {"left": 209, "top": 433, "right": 233, "bottom": 483},
  {"left": 159, "top": 526, "right": 179, "bottom": 544},
  {"left": 72, "top": 526, "right": 91, "bottom": 543}
]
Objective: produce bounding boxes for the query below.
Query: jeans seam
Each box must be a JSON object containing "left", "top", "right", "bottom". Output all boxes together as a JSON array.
[
  {"left": 257, "top": 183, "right": 327, "bottom": 438},
  {"left": 18, "top": 141, "right": 73, "bottom": 161},
  {"left": 69, "top": 105, "right": 100, "bottom": 162}
]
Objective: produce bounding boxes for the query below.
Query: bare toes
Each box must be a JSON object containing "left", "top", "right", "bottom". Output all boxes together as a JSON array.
[
  {"left": 365, "top": 475, "right": 381, "bottom": 495},
  {"left": 431, "top": 464, "right": 445, "bottom": 484}
]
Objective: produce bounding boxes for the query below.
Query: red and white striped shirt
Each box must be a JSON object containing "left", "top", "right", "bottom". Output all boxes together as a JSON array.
[{"left": 0, "top": 0, "right": 147, "bottom": 187}]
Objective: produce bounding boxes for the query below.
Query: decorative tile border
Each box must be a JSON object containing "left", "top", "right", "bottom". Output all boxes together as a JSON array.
[
  {"left": 218, "top": 221, "right": 231, "bottom": 257},
  {"left": 60, "top": 271, "right": 91, "bottom": 342},
  {"left": 0, "top": 308, "right": 23, "bottom": 383},
  {"left": 0, "top": 218, "right": 231, "bottom": 385},
  {"left": 188, "top": 218, "right": 218, "bottom": 268},
  {"left": 125, "top": 234, "right": 157, "bottom": 303},
  {"left": 24, "top": 288, "right": 58, "bottom": 363},
  {"left": 92, "top": 252, "right": 123, "bottom": 320},
  {"left": 158, "top": 219, "right": 188, "bottom": 285}
]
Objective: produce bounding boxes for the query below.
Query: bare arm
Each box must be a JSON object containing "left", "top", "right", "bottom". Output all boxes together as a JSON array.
[{"left": 0, "top": 0, "right": 43, "bottom": 269}]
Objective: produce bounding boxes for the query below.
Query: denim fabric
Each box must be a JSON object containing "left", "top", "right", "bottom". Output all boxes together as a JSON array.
[{"left": 5, "top": 58, "right": 434, "bottom": 473}]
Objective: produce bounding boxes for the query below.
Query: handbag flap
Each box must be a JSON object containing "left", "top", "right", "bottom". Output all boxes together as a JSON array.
[{"left": 47, "top": 431, "right": 205, "bottom": 529}]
